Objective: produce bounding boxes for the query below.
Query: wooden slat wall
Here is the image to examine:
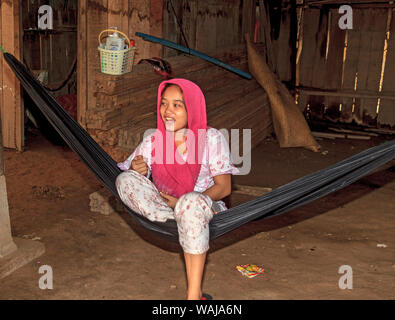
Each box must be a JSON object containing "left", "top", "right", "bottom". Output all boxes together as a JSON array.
[
  {"left": 241, "top": 0, "right": 255, "bottom": 43},
  {"left": 162, "top": 0, "right": 253, "bottom": 57},
  {"left": 0, "top": 0, "right": 23, "bottom": 151},
  {"left": 342, "top": 11, "right": 360, "bottom": 123},
  {"left": 298, "top": 8, "right": 328, "bottom": 116},
  {"left": 22, "top": 1, "right": 78, "bottom": 98},
  {"left": 162, "top": 0, "right": 181, "bottom": 57},
  {"left": 324, "top": 9, "right": 346, "bottom": 120},
  {"left": 273, "top": 1, "right": 295, "bottom": 82},
  {"left": 353, "top": 9, "right": 387, "bottom": 125},
  {"left": 377, "top": 8, "right": 395, "bottom": 127},
  {"left": 297, "top": 6, "right": 395, "bottom": 129}
]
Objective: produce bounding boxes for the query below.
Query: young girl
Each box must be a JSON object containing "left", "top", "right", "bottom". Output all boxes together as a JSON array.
[{"left": 116, "top": 78, "right": 239, "bottom": 300}]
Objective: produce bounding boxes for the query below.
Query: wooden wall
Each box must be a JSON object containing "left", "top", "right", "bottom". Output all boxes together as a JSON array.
[
  {"left": 297, "top": 2, "right": 395, "bottom": 130},
  {"left": 22, "top": 0, "right": 77, "bottom": 97},
  {"left": 0, "top": 0, "right": 23, "bottom": 151},
  {"left": 162, "top": 0, "right": 255, "bottom": 57},
  {"left": 257, "top": 0, "right": 297, "bottom": 83},
  {"left": 161, "top": 0, "right": 296, "bottom": 80}
]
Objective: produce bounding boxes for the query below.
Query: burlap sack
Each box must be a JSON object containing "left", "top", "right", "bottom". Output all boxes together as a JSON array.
[{"left": 245, "top": 35, "right": 321, "bottom": 152}]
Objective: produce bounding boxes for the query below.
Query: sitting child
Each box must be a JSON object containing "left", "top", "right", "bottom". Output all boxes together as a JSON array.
[{"left": 116, "top": 78, "right": 239, "bottom": 300}]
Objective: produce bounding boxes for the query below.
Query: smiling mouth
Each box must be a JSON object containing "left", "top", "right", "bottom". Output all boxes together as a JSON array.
[
  {"left": 163, "top": 117, "right": 176, "bottom": 130},
  {"left": 164, "top": 116, "right": 175, "bottom": 123}
]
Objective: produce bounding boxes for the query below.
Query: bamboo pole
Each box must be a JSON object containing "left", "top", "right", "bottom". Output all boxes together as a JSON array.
[{"left": 135, "top": 32, "right": 253, "bottom": 79}]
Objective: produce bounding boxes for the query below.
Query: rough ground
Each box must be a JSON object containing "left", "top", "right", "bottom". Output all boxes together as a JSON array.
[{"left": 1, "top": 128, "right": 394, "bottom": 300}]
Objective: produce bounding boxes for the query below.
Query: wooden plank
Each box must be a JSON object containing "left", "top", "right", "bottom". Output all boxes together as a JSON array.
[
  {"left": 342, "top": 26, "right": 360, "bottom": 123},
  {"left": 195, "top": 2, "right": 217, "bottom": 55},
  {"left": 305, "top": 0, "right": 391, "bottom": 6},
  {"left": 378, "top": 8, "right": 395, "bottom": 128},
  {"left": 209, "top": 89, "right": 267, "bottom": 129},
  {"left": 232, "top": 0, "right": 241, "bottom": 46},
  {"left": 206, "top": 79, "right": 260, "bottom": 116},
  {"left": 354, "top": 8, "right": 387, "bottom": 126},
  {"left": 274, "top": 1, "right": 294, "bottom": 82},
  {"left": 0, "top": 0, "right": 23, "bottom": 150},
  {"left": 162, "top": 0, "right": 180, "bottom": 57},
  {"left": 14, "top": 0, "right": 23, "bottom": 151},
  {"left": 297, "top": 88, "right": 395, "bottom": 100},
  {"left": 298, "top": 8, "right": 326, "bottom": 118},
  {"left": 215, "top": 2, "right": 228, "bottom": 52},
  {"left": 241, "top": 0, "right": 255, "bottom": 43},
  {"left": 323, "top": 9, "right": 347, "bottom": 122},
  {"left": 149, "top": 0, "right": 163, "bottom": 57},
  {"left": 86, "top": 0, "right": 108, "bottom": 121},
  {"left": 298, "top": 9, "right": 321, "bottom": 88},
  {"left": 182, "top": 0, "right": 197, "bottom": 50},
  {"left": 312, "top": 131, "right": 370, "bottom": 140},
  {"left": 129, "top": 0, "right": 154, "bottom": 63},
  {"left": 213, "top": 1, "right": 240, "bottom": 53},
  {"left": 93, "top": 62, "right": 251, "bottom": 129},
  {"left": 232, "top": 184, "right": 272, "bottom": 197},
  {"left": 122, "top": 0, "right": 130, "bottom": 33},
  {"left": 108, "top": 0, "right": 124, "bottom": 31},
  {"left": 310, "top": 8, "right": 329, "bottom": 119},
  {"left": 259, "top": 0, "right": 275, "bottom": 71},
  {"left": 77, "top": 0, "right": 88, "bottom": 128}
]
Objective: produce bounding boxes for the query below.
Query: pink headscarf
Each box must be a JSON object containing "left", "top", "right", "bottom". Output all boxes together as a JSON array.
[{"left": 151, "top": 79, "right": 209, "bottom": 198}]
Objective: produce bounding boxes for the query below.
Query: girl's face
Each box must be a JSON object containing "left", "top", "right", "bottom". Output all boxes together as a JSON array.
[{"left": 160, "top": 85, "right": 188, "bottom": 136}]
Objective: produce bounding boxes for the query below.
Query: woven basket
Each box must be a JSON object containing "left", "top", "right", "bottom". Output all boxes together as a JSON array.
[{"left": 98, "top": 29, "right": 135, "bottom": 75}]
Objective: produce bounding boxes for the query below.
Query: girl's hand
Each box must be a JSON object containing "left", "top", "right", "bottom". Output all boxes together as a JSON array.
[
  {"left": 131, "top": 155, "right": 148, "bottom": 176},
  {"left": 160, "top": 190, "right": 178, "bottom": 209}
]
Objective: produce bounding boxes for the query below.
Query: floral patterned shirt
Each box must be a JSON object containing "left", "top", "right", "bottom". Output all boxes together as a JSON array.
[{"left": 117, "top": 128, "right": 239, "bottom": 211}]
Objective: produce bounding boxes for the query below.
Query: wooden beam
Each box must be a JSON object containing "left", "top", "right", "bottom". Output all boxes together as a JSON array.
[
  {"left": 312, "top": 131, "right": 371, "bottom": 140},
  {"left": 232, "top": 184, "right": 272, "bottom": 197},
  {"left": 77, "top": 0, "right": 88, "bottom": 128},
  {"left": 296, "top": 87, "right": 395, "bottom": 100},
  {"left": 304, "top": 0, "right": 392, "bottom": 5},
  {"left": 0, "top": 0, "right": 23, "bottom": 151}
]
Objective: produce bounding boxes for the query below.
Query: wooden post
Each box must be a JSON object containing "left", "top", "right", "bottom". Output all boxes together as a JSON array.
[
  {"left": 77, "top": 0, "right": 87, "bottom": 128},
  {"left": 0, "top": 0, "right": 24, "bottom": 151},
  {"left": 0, "top": 119, "right": 17, "bottom": 258}
]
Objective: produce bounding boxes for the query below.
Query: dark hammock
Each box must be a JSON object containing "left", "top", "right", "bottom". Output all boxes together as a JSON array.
[{"left": 3, "top": 52, "right": 395, "bottom": 243}]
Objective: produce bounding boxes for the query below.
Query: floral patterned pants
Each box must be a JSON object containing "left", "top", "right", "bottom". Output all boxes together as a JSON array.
[{"left": 116, "top": 170, "right": 220, "bottom": 254}]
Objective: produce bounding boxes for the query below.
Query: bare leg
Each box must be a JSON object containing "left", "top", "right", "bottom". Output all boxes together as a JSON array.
[
  {"left": 174, "top": 192, "right": 214, "bottom": 300},
  {"left": 184, "top": 252, "right": 207, "bottom": 300}
]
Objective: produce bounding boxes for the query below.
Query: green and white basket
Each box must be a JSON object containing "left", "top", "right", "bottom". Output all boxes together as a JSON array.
[{"left": 98, "top": 29, "right": 135, "bottom": 75}]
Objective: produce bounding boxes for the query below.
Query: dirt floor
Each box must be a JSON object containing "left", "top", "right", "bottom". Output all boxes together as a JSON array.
[{"left": 1, "top": 128, "right": 394, "bottom": 300}]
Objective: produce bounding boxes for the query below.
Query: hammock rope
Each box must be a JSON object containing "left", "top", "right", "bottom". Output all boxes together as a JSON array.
[{"left": 2, "top": 51, "right": 395, "bottom": 243}]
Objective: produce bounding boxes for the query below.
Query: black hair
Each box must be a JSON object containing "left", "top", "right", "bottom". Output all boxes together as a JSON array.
[{"left": 161, "top": 83, "right": 183, "bottom": 97}]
